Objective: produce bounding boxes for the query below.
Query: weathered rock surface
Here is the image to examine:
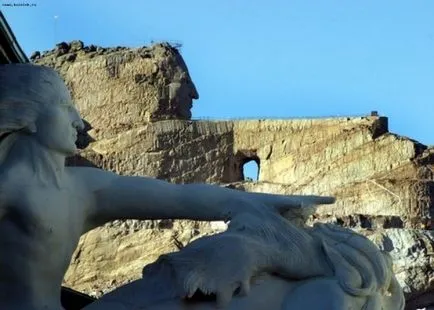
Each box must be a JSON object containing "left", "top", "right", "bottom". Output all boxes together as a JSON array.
[
  {"left": 34, "top": 41, "right": 198, "bottom": 141},
  {"left": 63, "top": 219, "right": 224, "bottom": 297},
  {"left": 69, "top": 117, "right": 434, "bottom": 229},
  {"left": 364, "top": 229, "right": 434, "bottom": 310}
]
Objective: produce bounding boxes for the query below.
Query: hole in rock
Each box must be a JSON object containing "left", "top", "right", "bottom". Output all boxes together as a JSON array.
[{"left": 242, "top": 159, "right": 259, "bottom": 182}]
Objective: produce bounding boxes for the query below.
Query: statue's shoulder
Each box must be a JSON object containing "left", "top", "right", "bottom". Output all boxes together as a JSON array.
[{"left": 66, "top": 166, "right": 118, "bottom": 192}]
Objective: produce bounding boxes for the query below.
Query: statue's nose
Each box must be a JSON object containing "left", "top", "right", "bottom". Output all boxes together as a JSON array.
[
  {"left": 72, "top": 119, "right": 85, "bottom": 131},
  {"left": 70, "top": 106, "right": 85, "bottom": 131},
  {"left": 190, "top": 84, "right": 199, "bottom": 100}
]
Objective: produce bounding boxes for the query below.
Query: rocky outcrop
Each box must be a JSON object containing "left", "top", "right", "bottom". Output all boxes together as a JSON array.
[
  {"left": 33, "top": 40, "right": 198, "bottom": 141},
  {"left": 68, "top": 118, "right": 434, "bottom": 229},
  {"left": 366, "top": 229, "right": 434, "bottom": 310},
  {"left": 63, "top": 219, "right": 223, "bottom": 297},
  {"left": 34, "top": 42, "right": 434, "bottom": 228},
  {"left": 34, "top": 41, "right": 434, "bottom": 308}
]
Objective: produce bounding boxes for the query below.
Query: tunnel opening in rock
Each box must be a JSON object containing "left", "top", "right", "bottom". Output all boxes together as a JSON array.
[
  {"left": 233, "top": 150, "right": 261, "bottom": 182},
  {"left": 242, "top": 158, "right": 260, "bottom": 181}
]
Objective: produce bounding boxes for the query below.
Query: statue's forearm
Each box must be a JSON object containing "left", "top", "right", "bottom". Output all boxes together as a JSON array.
[
  {"left": 91, "top": 176, "right": 246, "bottom": 225},
  {"left": 179, "top": 183, "right": 256, "bottom": 219}
]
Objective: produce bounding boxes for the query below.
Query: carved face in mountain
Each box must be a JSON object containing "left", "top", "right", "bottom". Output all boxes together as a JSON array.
[{"left": 166, "top": 49, "right": 199, "bottom": 120}]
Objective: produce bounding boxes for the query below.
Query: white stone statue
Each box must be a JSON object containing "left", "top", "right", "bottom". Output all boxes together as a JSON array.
[
  {"left": 0, "top": 64, "right": 337, "bottom": 310},
  {"left": 86, "top": 218, "right": 406, "bottom": 310}
]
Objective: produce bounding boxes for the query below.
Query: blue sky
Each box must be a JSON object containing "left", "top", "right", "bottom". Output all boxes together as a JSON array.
[{"left": 3, "top": 1, "right": 434, "bottom": 179}]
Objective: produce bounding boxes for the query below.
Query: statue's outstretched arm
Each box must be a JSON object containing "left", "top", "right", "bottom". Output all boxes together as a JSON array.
[{"left": 76, "top": 167, "right": 334, "bottom": 229}]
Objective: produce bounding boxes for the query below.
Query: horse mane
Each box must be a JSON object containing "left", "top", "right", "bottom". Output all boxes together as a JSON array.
[{"left": 311, "top": 223, "right": 405, "bottom": 310}]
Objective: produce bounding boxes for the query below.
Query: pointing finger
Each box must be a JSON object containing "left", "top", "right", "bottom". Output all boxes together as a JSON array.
[{"left": 274, "top": 195, "right": 336, "bottom": 214}]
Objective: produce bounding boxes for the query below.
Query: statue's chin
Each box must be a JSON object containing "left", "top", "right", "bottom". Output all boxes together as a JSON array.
[
  {"left": 52, "top": 146, "right": 78, "bottom": 157},
  {"left": 67, "top": 149, "right": 79, "bottom": 157}
]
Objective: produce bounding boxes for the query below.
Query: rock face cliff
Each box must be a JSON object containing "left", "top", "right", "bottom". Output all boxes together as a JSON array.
[
  {"left": 33, "top": 40, "right": 198, "bottom": 132},
  {"left": 34, "top": 41, "right": 434, "bottom": 308}
]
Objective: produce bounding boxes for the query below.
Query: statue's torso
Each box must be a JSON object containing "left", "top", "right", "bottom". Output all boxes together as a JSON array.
[{"left": 0, "top": 172, "right": 91, "bottom": 309}]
